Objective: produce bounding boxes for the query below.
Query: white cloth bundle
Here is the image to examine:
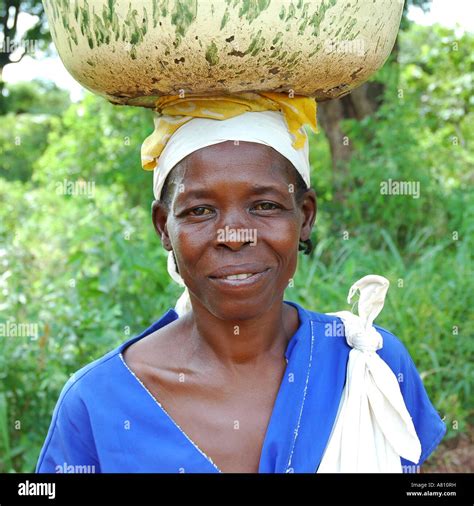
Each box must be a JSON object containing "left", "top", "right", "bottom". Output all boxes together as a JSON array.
[{"left": 319, "top": 275, "right": 422, "bottom": 472}]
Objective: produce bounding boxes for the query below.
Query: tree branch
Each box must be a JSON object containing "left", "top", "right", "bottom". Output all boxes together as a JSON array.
[
  {"left": 9, "top": 49, "right": 27, "bottom": 64},
  {"left": 11, "top": 1, "right": 20, "bottom": 37},
  {"left": 2, "top": 1, "right": 18, "bottom": 42},
  {"left": 0, "top": 3, "right": 10, "bottom": 43}
]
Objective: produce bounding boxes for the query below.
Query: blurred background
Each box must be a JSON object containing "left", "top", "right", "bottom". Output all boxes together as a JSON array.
[{"left": 0, "top": 0, "right": 472, "bottom": 472}]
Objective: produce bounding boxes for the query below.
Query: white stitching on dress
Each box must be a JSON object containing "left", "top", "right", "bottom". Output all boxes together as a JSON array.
[
  {"left": 118, "top": 353, "right": 223, "bottom": 473},
  {"left": 285, "top": 319, "right": 315, "bottom": 472}
]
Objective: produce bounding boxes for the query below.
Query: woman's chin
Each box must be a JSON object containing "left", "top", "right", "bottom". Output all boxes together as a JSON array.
[
  {"left": 200, "top": 292, "right": 282, "bottom": 322},
  {"left": 188, "top": 270, "right": 287, "bottom": 320},
  {"left": 210, "top": 303, "right": 271, "bottom": 322}
]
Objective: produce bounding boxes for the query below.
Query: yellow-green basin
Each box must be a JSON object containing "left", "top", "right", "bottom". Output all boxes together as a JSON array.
[{"left": 42, "top": 0, "right": 404, "bottom": 107}]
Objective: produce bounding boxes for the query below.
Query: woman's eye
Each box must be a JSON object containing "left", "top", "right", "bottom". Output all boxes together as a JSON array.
[
  {"left": 254, "top": 202, "right": 280, "bottom": 211},
  {"left": 189, "top": 207, "right": 212, "bottom": 216}
]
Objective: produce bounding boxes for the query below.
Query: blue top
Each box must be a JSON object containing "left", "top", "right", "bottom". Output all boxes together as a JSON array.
[{"left": 36, "top": 301, "right": 446, "bottom": 473}]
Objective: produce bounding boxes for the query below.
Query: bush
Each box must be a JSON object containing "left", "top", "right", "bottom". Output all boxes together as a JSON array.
[{"left": 0, "top": 178, "right": 177, "bottom": 471}]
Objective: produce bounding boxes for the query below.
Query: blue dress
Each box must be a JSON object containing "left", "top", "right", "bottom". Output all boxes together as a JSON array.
[{"left": 36, "top": 301, "right": 446, "bottom": 473}]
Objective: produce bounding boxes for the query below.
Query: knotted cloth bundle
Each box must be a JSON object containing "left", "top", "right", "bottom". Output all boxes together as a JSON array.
[{"left": 319, "top": 275, "right": 422, "bottom": 472}]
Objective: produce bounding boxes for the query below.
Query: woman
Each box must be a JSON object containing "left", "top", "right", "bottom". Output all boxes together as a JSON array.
[{"left": 36, "top": 93, "right": 445, "bottom": 473}]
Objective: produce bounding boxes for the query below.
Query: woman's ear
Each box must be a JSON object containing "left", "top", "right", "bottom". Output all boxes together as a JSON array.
[
  {"left": 299, "top": 188, "right": 317, "bottom": 242},
  {"left": 151, "top": 200, "right": 172, "bottom": 251}
]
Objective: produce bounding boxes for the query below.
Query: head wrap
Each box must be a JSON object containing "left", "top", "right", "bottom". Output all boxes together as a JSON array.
[{"left": 141, "top": 92, "right": 317, "bottom": 315}]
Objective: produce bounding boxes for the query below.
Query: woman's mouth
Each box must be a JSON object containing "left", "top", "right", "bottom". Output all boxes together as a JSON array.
[{"left": 208, "top": 267, "right": 271, "bottom": 289}]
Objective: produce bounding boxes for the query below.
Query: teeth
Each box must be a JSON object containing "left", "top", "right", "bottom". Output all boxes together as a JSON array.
[{"left": 224, "top": 273, "right": 254, "bottom": 280}]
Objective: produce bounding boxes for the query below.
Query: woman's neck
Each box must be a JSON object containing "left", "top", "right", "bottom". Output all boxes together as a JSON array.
[{"left": 180, "top": 298, "right": 300, "bottom": 369}]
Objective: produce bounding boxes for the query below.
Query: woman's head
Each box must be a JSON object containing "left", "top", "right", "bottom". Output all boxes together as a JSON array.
[{"left": 152, "top": 140, "right": 317, "bottom": 320}]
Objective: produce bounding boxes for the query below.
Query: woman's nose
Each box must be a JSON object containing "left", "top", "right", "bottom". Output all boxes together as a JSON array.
[{"left": 214, "top": 209, "right": 258, "bottom": 250}]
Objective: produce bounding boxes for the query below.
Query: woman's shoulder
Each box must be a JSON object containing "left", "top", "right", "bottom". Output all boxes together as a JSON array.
[
  {"left": 56, "top": 308, "right": 181, "bottom": 406},
  {"left": 53, "top": 346, "right": 123, "bottom": 413}
]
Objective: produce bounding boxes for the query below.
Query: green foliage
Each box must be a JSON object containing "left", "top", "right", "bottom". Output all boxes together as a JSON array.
[
  {"left": 0, "top": 113, "right": 54, "bottom": 181},
  {"left": 320, "top": 23, "right": 474, "bottom": 250},
  {"left": 2, "top": 79, "right": 70, "bottom": 116},
  {"left": 0, "top": 80, "right": 71, "bottom": 181},
  {"left": 0, "top": 0, "right": 52, "bottom": 114},
  {"left": 0, "top": 0, "right": 51, "bottom": 61},
  {"left": 0, "top": 179, "right": 177, "bottom": 472},
  {"left": 34, "top": 93, "right": 154, "bottom": 207}
]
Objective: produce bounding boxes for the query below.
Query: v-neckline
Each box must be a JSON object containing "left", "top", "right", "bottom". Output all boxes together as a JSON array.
[
  {"left": 117, "top": 300, "right": 310, "bottom": 473},
  {"left": 118, "top": 352, "right": 223, "bottom": 472}
]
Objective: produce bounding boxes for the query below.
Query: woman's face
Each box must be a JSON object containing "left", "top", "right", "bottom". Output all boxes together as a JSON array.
[{"left": 153, "top": 141, "right": 316, "bottom": 320}]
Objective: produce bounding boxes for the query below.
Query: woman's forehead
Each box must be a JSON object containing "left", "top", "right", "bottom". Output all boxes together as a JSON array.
[{"left": 175, "top": 141, "right": 294, "bottom": 185}]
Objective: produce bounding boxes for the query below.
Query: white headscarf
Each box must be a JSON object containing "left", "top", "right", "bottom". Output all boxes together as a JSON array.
[{"left": 153, "top": 110, "right": 311, "bottom": 316}]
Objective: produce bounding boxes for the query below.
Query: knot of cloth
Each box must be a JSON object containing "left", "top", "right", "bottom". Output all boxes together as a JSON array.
[
  {"left": 321, "top": 276, "right": 422, "bottom": 472},
  {"left": 344, "top": 318, "right": 383, "bottom": 353}
]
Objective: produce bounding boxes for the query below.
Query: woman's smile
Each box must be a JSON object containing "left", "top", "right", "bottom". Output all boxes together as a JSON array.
[{"left": 208, "top": 266, "right": 272, "bottom": 290}]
